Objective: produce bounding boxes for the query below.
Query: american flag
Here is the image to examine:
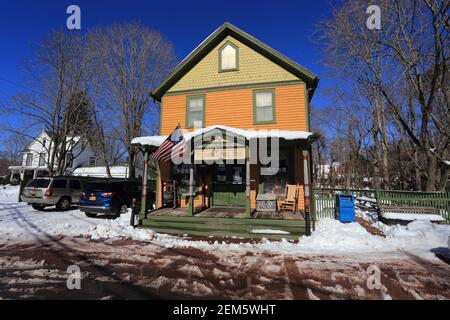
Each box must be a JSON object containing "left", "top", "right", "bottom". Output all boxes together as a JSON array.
[{"left": 150, "top": 125, "right": 187, "bottom": 162}]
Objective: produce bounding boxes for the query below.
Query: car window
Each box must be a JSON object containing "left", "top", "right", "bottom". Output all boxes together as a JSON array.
[
  {"left": 84, "top": 182, "right": 112, "bottom": 192},
  {"left": 69, "top": 180, "right": 81, "bottom": 189},
  {"left": 51, "top": 179, "right": 67, "bottom": 189},
  {"left": 27, "top": 179, "right": 51, "bottom": 188}
]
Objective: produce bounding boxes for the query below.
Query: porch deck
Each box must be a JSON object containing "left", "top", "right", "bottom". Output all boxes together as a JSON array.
[
  {"left": 150, "top": 207, "right": 305, "bottom": 220},
  {"left": 141, "top": 207, "right": 306, "bottom": 240}
]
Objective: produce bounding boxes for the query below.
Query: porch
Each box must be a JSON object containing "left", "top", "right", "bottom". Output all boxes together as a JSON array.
[
  {"left": 141, "top": 207, "right": 307, "bottom": 240},
  {"left": 132, "top": 125, "right": 315, "bottom": 239}
]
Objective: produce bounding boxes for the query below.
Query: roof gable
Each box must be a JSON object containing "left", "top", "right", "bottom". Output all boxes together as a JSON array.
[
  {"left": 153, "top": 22, "right": 319, "bottom": 101},
  {"left": 167, "top": 35, "right": 301, "bottom": 93}
]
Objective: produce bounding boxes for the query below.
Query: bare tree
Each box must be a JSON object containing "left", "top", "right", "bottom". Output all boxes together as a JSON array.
[
  {"left": 88, "top": 23, "right": 175, "bottom": 178},
  {"left": 6, "top": 31, "right": 96, "bottom": 176},
  {"left": 317, "top": 0, "right": 449, "bottom": 191}
]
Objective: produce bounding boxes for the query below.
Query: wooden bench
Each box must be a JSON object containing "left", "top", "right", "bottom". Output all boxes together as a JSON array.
[{"left": 378, "top": 205, "right": 445, "bottom": 224}]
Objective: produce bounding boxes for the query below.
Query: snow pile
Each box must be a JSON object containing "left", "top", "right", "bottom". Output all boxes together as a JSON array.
[
  {"left": 45, "top": 209, "right": 155, "bottom": 242},
  {"left": 381, "top": 212, "right": 445, "bottom": 222},
  {"left": 250, "top": 229, "right": 290, "bottom": 235},
  {"left": 297, "top": 219, "right": 392, "bottom": 253},
  {"left": 374, "top": 220, "right": 450, "bottom": 256},
  {"left": 0, "top": 202, "right": 154, "bottom": 243},
  {"left": 1, "top": 192, "right": 448, "bottom": 261},
  {"left": 0, "top": 185, "right": 20, "bottom": 203}
]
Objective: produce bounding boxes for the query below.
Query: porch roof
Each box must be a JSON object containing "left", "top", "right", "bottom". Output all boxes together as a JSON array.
[
  {"left": 9, "top": 165, "right": 47, "bottom": 171},
  {"left": 131, "top": 125, "right": 313, "bottom": 147}
]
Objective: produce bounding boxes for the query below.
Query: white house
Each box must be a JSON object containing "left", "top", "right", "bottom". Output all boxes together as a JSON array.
[{"left": 9, "top": 129, "right": 133, "bottom": 181}]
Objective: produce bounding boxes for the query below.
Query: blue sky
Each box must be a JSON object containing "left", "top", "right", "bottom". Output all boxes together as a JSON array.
[{"left": 0, "top": 0, "right": 337, "bottom": 132}]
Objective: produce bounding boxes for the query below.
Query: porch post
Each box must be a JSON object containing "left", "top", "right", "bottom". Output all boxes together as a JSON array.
[
  {"left": 140, "top": 149, "right": 149, "bottom": 219},
  {"left": 188, "top": 164, "right": 194, "bottom": 215},
  {"left": 303, "top": 150, "right": 312, "bottom": 235},
  {"left": 245, "top": 144, "right": 251, "bottom": 217}
]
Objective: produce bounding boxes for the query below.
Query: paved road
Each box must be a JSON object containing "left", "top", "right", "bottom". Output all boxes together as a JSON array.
[{"left": 1, "top": 236, "right": 449, "bottom": 299}]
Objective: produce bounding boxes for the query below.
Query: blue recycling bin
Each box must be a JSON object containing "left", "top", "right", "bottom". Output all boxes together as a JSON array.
[{"left": 335, "top": 194, "right": 355, "bottom": 223}]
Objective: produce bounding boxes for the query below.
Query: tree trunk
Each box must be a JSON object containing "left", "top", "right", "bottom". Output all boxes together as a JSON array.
[
  {"left": 425, "top": 151, "right": 437, "bottom": 191},
  {"left": 127, "top": 146, "right": 137, "bottom": 178}
]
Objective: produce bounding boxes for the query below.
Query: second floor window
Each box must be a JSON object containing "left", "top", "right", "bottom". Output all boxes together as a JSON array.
[
  {"left": 26, "top": 153, "right": 33, "bottom": 166},
  {"left": 38, "top": 153, "right": 46, "bottom": 167},
  {"left": 186, "top": 96, "right": 205, "bottom": 128},
  {"left": 89, "top": 156, "right": 96, "bottom": 166},
  {"left": 254, "top": 90, "right": 276, "bottom": 124}
]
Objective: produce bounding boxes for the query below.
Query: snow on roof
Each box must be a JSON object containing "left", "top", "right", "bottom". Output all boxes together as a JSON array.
[
  {"left": 131, "top": 125, "right": 313, "bottom": 147},
  {"left": 73, "top": 166, "right": 129, "bottom": 178}
]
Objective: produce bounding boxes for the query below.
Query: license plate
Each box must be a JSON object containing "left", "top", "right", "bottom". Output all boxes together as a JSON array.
[{"left": 89, "top": 196, "right": 96, "bottom": 201}]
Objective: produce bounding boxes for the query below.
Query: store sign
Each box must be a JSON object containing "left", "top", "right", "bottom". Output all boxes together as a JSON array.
[{"left": 194, "top": 148, "right": 246, "bottom": 161}]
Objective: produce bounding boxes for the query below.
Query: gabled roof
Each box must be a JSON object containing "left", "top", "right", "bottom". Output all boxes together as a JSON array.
[
  {"left": 22, "top": 129, "right": 52, "bottom": 152},
  {"left": 152, "top": 22, "right": 319, "bottom": 101}
]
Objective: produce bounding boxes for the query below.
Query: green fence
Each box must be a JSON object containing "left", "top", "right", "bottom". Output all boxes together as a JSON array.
[
  {"left": 376, "top": 190, "right": 450, "bottom": 223},
  {"left": 313, "top": 188, "right": 450, "bottom": 223}
]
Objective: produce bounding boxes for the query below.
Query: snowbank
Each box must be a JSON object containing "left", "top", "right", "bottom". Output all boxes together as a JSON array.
[
  {"left": 0, "top": 202, "right": 154, "bottom": 243},
  {"left": 375, "top": 220, "right": 450, "bottom": 255},
  {"left": 297, "top": 219, "right": 392, "bottom": 253},
  {"left": 0, "top": 190, "right": 448, "bottom": 261},
  {"left": 0, "top": 185, "right": 20, "bottom": 203},
  {"left": 381, "top": 212, "right": 445, "bottom": 222}
]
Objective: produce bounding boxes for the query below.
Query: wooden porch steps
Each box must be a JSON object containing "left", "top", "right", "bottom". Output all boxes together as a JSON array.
[{"left": 140, "top": 215, "right": 306, "bottom": 240}]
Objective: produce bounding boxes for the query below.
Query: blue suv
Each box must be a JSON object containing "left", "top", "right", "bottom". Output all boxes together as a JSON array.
[{"left": 79, "top": 180, "right": 143, "bottom": 218}]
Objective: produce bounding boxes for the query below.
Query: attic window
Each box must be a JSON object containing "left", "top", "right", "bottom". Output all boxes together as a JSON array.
[{"left": 219, "top": 42, "right": 238, "bottom": 72}]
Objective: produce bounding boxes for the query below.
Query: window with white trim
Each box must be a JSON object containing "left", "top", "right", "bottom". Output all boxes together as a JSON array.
[
  {"left": 26, "top": 153, "right": 33, "bottom": 166},
  {"left": 254, "top": 90, "right": 275, "bottom": 123},
  {"left": 219, "top": 42, "right": 238, "bottom": 71},
  {"left": 39, "top": 153, "right": 46, "bottom": 167},
  {"left": 186, "top": 96, "right": 204, "bottom": 128}
]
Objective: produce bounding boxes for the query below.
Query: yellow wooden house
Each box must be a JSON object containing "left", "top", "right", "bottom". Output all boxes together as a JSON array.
[{"left": 132, "top": 22, "right": 319, "bottom": 239}]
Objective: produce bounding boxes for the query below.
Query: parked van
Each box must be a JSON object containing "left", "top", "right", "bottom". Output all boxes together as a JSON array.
[{"left": 22, "top": 177, "right": 83, "bottom": 211}]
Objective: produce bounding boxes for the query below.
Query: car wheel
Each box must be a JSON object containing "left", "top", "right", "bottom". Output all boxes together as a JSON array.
[
  {"left": 56, "top": 197, "right": 71, "bottom": 211},
  {"left": 117, "top": 204, "right": 128, "bottom": 217},
  {"left": 32, "top": 204, "right": 45, "bottom": 211},
  {"left": 85, "top": 212, "right": 97, "bottom": 218}
]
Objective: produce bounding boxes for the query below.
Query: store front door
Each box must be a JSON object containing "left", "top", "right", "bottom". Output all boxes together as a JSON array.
[{"left": 211, "top": 164, "right": 246, "bottom": 208}]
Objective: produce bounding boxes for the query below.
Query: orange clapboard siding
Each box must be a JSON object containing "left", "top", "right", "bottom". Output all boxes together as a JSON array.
[{"left": 160, "top": 83, "right": 307, "bottom": 135}]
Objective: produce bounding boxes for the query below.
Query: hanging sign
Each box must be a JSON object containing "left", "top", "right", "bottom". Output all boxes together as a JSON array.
[{"left": 194, "top": 148, "right": 246, "bottom": 161}]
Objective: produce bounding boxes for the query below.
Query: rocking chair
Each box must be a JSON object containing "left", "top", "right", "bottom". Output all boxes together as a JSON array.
[{"left": 279, "top": 184, "right": 299, "bottom": 213}]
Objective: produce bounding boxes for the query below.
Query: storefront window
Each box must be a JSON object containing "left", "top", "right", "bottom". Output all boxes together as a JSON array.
[
  {"left": 260, "top": 148, "right": 293, "bottom": 195},
  {"left": 172, "top": 164, "right": 194, "bottom": 195}
]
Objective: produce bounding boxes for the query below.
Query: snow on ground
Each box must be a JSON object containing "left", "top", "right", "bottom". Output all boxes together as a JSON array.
[
  {"left": 0, "top": 185, "right": 20, "bottom": 203},
  {"left": 0, "top": 184, "right": 155, "bottom": 243},
  {"left": 0, "top": 184, "right": 449, "bottom": 262},
  {"left": 381, "top": 212, "right": 445, "bottom": 222}
]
